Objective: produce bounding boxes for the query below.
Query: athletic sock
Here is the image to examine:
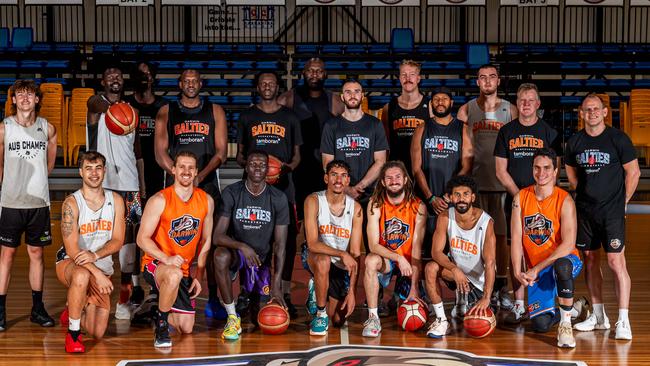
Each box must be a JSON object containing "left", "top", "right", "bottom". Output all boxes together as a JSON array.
[
  {"left": 433, "top": 302, "right": 446, "bottom": 321},
  {"left": 618, "top": 308, "right": 629, "bottom": 323},
  {"left": 224, "top": 302, "right": 237, "bottom": 316},
  {"left": 559, "top": 304, "right": 572, "bottom": 323},
  {"left": 68, "top": 318, "right": 81, "bottom": 332},
  {"left": 131, "top": 275, "right": 140, "bottom": 287},
  {"left": 592, "top": 303, "right": 605, "bottom": 320},
  {"left": 570, "top": 307, "right": 580, "bottom": 318},
  {"left": 368, "top": 308, "right": 378, "bottom": 318},
  {"left": 31, "top": 291, "right": 43, "bottom": 308},
  {"left": 515, "top": 300, "right": 525, "bottom": 311},
  {"left": 316, "top": 306, "right": 327, "bottom": 318}
]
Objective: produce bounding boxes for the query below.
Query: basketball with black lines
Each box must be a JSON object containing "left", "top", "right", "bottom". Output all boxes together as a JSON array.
[{"left": 106, "top": 102, "right": 139, "bottom": 135}]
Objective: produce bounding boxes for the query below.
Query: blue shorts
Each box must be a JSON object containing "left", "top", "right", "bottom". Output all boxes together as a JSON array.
[
  {"left": 528, "top": 254, "right": 582, "bottom": 319},
  {"left": 230, "top": 249, "right": 272, "bottom": 301},
  {"left": 377, "top": 259, "right": 412, "bottom": 301}
]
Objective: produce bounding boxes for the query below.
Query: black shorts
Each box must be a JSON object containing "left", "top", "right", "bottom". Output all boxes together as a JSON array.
[
  {"left": 0, "top": 207, "right": 52, "bottom": 247},
  {"left": 143, "top": 260, "right": 196, "bottom": 314},
  {"left": 301, "top": 245, "right": 350, "bottom": 301},
  {"left": 577, "top": 214, "right": 626, "bottom": 253}
]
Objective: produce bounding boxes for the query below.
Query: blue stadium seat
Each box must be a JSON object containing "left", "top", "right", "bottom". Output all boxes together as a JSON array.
[
  {"left": 560, "top": 62, "right": 584, "bottom": 70},
  {"left": 256, "top": 61, "right": 279, "bottom": 70},
  {"left": 157, "top": 61, "right": 181, "bottom": 69},
  {"left": 560, "top": 96, "right": 582, "bottom": 105},
  {"left": 55, "top": 43, "right": 77, "bottom": 52},
  {"left": 236, "top": 44, "right": 257, "bottom": 53},
  {"left": 554, "top": 45, "right": 575, "bottom": 54},
  {"left": 116, "top": 43, "right": 140, "bottom": 52},
  {"left": 444, "top": 79, "right": 467, "bottom": 87},
  {"left": 633, "top": 79, "right": 650, "bottom": 87},
  {"left": 390, "top": 28, "right": 414, "bottom": 53},
  {"left": 440, "top": 45, "right": 462, "bottom": 54},
  {"left": 586, "top": 62, "right": 608, "bottom": 70},
  {"left": 346, "top": 61, "right": 368, "bottom": 70},
  {"left": 359, "top": 79, "right": 371, "bottom": 88},
  {"left": 445, "top": 62, "right": 467, "bottom": 70},
  {"left": 94, "top": 44, "right": 114, "bottom": 53},
  {"left": 231, "top": 96, "right": 254, "bottom": 105},
  {"left": 529, "top": 45, "right": 552, "bottom": 54},
  {"left": 324, "top": 62, "right": 345, "bottom": 70},
  {"left": 163, "top": 44, "right": 186, "bottom": 53},
  {"left": 208, "top": 96, "right": 229, "bottom": 105},
  {"left": 503, "top": 44, "right": 525, "bottom": 54},
  {"left": 322, "top": 44, "right": 345, "bottom": 54},
  {"left": 467, "top": 44, "right": 489, "bottom": 67},
  {"left": 610, "top": 62, "right": 631, "bottom": 70},
  {"left": 296, "top": 44, "right": 319, "bottom": 54},
  {"left": 30, "top": 43, "right": 52, "bottom": 52},
  {"left": 231, "top": 79, "right": 253, "bottom": 88},
  {"left": 0, "top": 28, "right": 8, "bottom": 50},
  {"left": 635, "top": 62, "right": 650, "bottom": 70},
  {"left": 576, "top": 45, "right": 598, "bottom": 53},
  {"left": 203, "top": 79, "right": 229, "bottom": 88},
  {"left": 21, "top": 60, "right": 44, "bottom": 69},
  {"left": 609, "top": 79, "right": 631, "bottom": 88},
  {"left": 182, "top": 61, "right": 205, "bottom": 69},
  {"left": 213, "top": 44, "right": 234, "bottom": 53},
  {"left": 368, "top": 44, "right": 390, "bottom": 54},
  {"left": 417, "top": 44, "right": 441, "bottom": 54},
  {"left": 584, "top": 79, "right": 607, "bottom": 87},
  {"left": 189, "top": 44, "right": 210, "bottom": 52},
  {"left": 46, "top": 60, "right": 69, "bottom": 68},
  {"left": 324, "top": 79, "right": 343, "bottom": 88},
  {"left": 0, "top": 78, "right": 16, "bottom": 86},
  {"left": 142, "top": 44, "right": 162, "bottom": 53},
  {"left": 421, "top": 61, "right": 444, "bottom": 70},
  {"left": 370, "top": 79, "right": 396, "bottom": 88},
  {"left": 452, "top": 96, "right": 467, "bottom": 105},
  {"left": 560, "top": 79, "right": 583, "bottom": 88},
  {"left": 371, "top": 61, "right": 394, "bottom": 70},
  {"left": 601, "top": 44, "right": 622, "bottom": 53},
  {"left": 260, "top": 44, "right": 282, "bottom": 54},
  {"left": 10, "top": 27, "right": 33, "bottom": 50},
  {"left": 44, "top": 78, "right": 67, "bottom": 85},
  {"left": 206, "top": 61, "right": 228, "bottom": 69},
  {"left": 230, "top": 61, "right": 253, "bottom": 70},
  {"left": 162, "top": 95, "right": 177, "bottom": 103},
  {"left": 157, "top": 78, "right": 179, "bottom": 87},
  {"left": 0, "top": 61, "right": 18, "bottom": 69},
  {"left": 420, "top": 79, "right": 443, "bottom": 88},
  {"left": 346, "top": 45, "right": 367, "bottom": 54},
  {"left": 369, "top": 95, "right": 392, "bottom": 107}
]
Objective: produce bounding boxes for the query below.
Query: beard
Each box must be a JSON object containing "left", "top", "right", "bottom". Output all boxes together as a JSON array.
[
  {"left": 344, "top": 99, "right": 361, "bottom": 110},
  {"left": 454, "top": 201, "right": 471, "bottom": 214},
  {"left": 432, "top": 105, "right": 452, "bottom": 118},
  {"left": 386, "top": 186, "right": 404, "bottom": 198},
  {"left": 307, "top": 78, "right": 324, "bottom": 90}
]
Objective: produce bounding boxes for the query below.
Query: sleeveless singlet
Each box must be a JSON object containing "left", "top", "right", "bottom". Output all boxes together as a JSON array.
[
  {"left": 378, "top": 196, "right": 421, "bottom": 262},
  {"left": 316, "top": 190, "right": 355, "bottom": 269},
  {"left": 69, "top": 189, "right": 116, "bottom": 276},
  {"left": 421, "top": 118, "right": 464, "bottom": 197},
  {"left": 466, "top": 98, "right": 513, "bottom": 191},
  {"left": 387, "top": 96, "right": 430, "bottom": 172},
  {"left": 519, "top": 186, "right": 579, "bottom": 267},
  {"left": 142, "top": 186, "right": 209, "bottom": 277},
  {"left": 447, "top": 207, "right": 492, "bottom": 291},
  {"left": 1, "top": 116, "right": 50, "bottom": 208}
]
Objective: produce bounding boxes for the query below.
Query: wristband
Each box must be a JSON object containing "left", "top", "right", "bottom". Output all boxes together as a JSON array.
[{"left": 427, "top": 195, "right": 436, "bottom": 205}]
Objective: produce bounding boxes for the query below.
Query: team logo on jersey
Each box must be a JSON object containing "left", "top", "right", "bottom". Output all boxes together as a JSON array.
[
  {"left": 392, "top": 118, "right": 424, "bottom": 135},
  {"left": 508, "top": 135, "right": 544, "bottom": 150},
  {"left": 472, "top": 119, "right": 503, "bottom": 133},
  {"left": 610, "top": 238, "right": 622, "bottom": 250},
  {"left": 7, "top": 140, "right": 47, "bottom": 160},
  {"left": 174, "top": 121, "right": 210, "bottom": 136},
  {"left": 319, "top": 224, "right": 351, "bottom": 239},
  {"left": 169, "top": 214, "right": 200, "bottom": 246},
  {"left": 336, "top": 135, "right": 370, "bottom": 150},
  {"left": 524, "top": 213, "right": 553, "bottom": 246},
  {"left": 251, "top": 122, "right": 286, "bottom": 138},
  {"left": 575, "top": 150, "right": 610, "bottom": 167},
  {"left": 383, "top": 217, "right": 410, "bottom": 250},
  {"left": 424, "top": 137, "right": 459, "bottom": 152},
  {"left": 235, "top": 207, "right": 272, "bottom": 223}
]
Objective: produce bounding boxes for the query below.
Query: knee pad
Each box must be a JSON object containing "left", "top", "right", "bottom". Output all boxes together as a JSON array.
[
  {"left": 554, "top": 257, "right": 574, "bottom": 299},
  {"left": 531, "top": 312, "right": 555, "bottom": 333},
  {"left": 119, "top": 242, "right": 137, "bottom": 273}
]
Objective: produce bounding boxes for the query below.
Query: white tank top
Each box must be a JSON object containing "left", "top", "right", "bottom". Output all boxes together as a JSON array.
[
  {"left": 447, "top": 207, "right": 492, "bottom": 291},
  {"left": 316, "top": 190, "right": 355, "bottom": 269},
  {"left": 70, "top": 189, "right": 116, "bottom": 276},
  {"left": 1, "top": 116, "right": 50, "bottom": 208},
  {"left": 90, "top": 98, "right": 139, "bottom": 192}
]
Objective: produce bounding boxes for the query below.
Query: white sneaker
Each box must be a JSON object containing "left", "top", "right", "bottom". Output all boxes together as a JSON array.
[
  {"left": 615, "top": 320, "right": 632, "bottom": 340},
  {"left": 115, "top": 302, "right": 133, "bottom": 320},
  {"left": 572, "top": 296, "right": 590, "bottom": 321},
  {"left": 427, "top": 318, "right": 449, "bottom": 338},
  {"left": 498, "top": 288, "right": 515, "bottom": 311},
  {"left": 557, "top": 321, "right": 576, "bottom": 348},
  {"left": 362, "top": 316, "right": 382, "bottom": 338},
  {"left": 574, "top": 312, "right": 610, "bottom": 331},
  {"left": 504, "top": 303, "right": 528, "bottom": 324}
]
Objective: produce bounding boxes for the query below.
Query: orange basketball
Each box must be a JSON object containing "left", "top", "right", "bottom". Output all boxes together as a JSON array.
[
  {"left": 463, "top": 308, "right": 496, "bottom": 338},
  {"left": 257, "top": 303, "right": 289, "bottom": 335},
  {"left": 106, "top": 102, "right": 138, "bottom": 135},
  {"left": 265, "top": 155, "right": 282, "bottom": 185},
  {"left": 397, "top": 300, "right": 428, "bottom": 332}
]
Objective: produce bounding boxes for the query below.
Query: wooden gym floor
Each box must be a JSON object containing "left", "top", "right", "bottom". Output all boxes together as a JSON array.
[{"left": 0, "top": 203, "right": 649, "bottom": 365}]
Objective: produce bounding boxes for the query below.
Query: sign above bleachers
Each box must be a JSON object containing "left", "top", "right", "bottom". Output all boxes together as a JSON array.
[
  {"left": 296, "top": 0, "right": 355, "bottom": 5},
  {"left": 96, "top": 0, "right": 153, "bottom": 5},
  {"left": 427, "top": 0, "right": 486, "bottom": 5},
  {"left": 500, "top": 0, "right": 559, "bottom": 5},
  {"left": 226, "top": 0, "right": 284, "bottom": 4},
  {"left": 630, "top": 0, "right": 650, "bottom": 5},
  {"left": 362, "top": 0, "right": 420, "bottom": 5},
  {"left": 24, "top": 0, "right": 82, "bottom": 3},
  {"left": 0, "top": 0, "right": 17, "bottom": 4},
  {"left": 161, "top": 0, "right": 219, "bottom": 3},
  {"left": 565, "top": 0, "right": 623, "bottom": 4}
]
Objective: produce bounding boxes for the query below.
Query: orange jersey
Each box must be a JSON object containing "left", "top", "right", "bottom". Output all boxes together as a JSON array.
[
  {"left": 142, "top": 186, "right": 209, "bottom": 277},
  {"left": 519, "top": 186, "right": 579, "bottom": 267},
  {"left": 378, "top": 196, "right": 421, "bottom": 262}
]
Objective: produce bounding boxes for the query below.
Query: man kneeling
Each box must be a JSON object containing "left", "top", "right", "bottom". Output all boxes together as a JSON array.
[{"left": 56, "top": 151, "right": 125, "bottom": 353}]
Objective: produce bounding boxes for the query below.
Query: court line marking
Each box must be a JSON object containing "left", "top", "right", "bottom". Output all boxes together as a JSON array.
[{"left": 340, "top": 320, "right": 349, "bottom": 345}]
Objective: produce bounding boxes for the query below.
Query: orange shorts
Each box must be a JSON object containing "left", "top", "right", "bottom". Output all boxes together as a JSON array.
[{"left": 56, "top": 258, "right": 111, "bottom": 311}]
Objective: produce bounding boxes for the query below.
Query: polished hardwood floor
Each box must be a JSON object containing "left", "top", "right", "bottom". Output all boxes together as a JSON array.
[{"left": 0, "top": 205, "right": 649, "bottom": 365}]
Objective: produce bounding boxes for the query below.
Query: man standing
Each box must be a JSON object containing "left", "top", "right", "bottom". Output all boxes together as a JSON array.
[
  {"left": 56, "top": 151, "right": 125, "bottom": 352},
  {"left": 279, "top": 57, "right": 344, "bottom": 220},
  {"left": 567, "top": 94, "right": 640, "bottom": 340},
  {"left": 302, "top": 160, "right": 363, "bottom": 335},
  {"left": 381, "top": 60, "right": 430, "bottom": 174},
  {"left": 237, "top": 71, "right": 302, "bottom": 317},
  {"left": 362, "top": 161, "right": 426, "bottom": 338},
  {"left": 213, "top": 151, "right": 289, "bottom": 341},
  {"left": 154, "top": 69, "right": 228, "bottom": 318},
  {"left": 494, "top": 83, "right": 562, "bottom": 323},
  {"left": 511, "top": 148, "right": 581, "bottom": 348},
  {"left": 457, "top": 64, "right": 518, "bottom": 307},
  {"left": 124, "top": 60, "right": 167, "bottom": 308},
  {"left": 87, "top": 65, "right": 145, "bottom": 320},
  {"left": 411, "top": 87, "right": 473, "bottom": 248},
  {"left": 0, "top": 79, "right": 57, "bottom": 331},
  {"left": 424, "top": 175, "right": 496, "bottom": 338},
  {"left": 137, "top": 151, "right": 214, "bottom": 348}
]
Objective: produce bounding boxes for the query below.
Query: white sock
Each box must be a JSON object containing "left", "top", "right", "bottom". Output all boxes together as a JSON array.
[
  {"left": 317, "top": 308, "right": 327, "bottom": 318},
  {"left": 69, "top": 318, "right": 81, "bottom": 331},
  {"left": 592, "top": 303, "right": 605, "bottom": 319},
  {"left": 570, "top": 307, "right": 580, "bottom": 318},
  {"left": 224, "top": 302, "right": 236, "bottom": 316},
  {"left": 618, "top": 308, "right": 629, "bottom": 323},
  {"left": 368, "top": 308, "right": 378, "bottom": 318},
  {"left": 282, "top": 280, "right": 291, "bottom": 295},
  {"left": 131, "top": 275, "right": 140, "bottom": 287},
  {"left": 515, "top": 300, "right": 525, "bottom": 310},
  {"left": 433, "top": 302, "right": 446, "bottom": 321},
  {"left": 560, "top": 308, "right": 572, "bottom": 324}
]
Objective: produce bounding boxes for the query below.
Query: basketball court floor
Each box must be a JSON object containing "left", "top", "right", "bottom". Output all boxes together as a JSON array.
[{"left": 0, "top": 204, "right": 648, "bottom": 365}]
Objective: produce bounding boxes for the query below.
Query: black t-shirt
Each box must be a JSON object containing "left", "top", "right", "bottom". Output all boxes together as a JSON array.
[
  {"left": 237, "top": 105, "right": 303, "bottom": 202},
  {"left": 320, "top": 114, "right": 389, "bottom": 201},
  {"left": 493, "top": 119, "right": 562, "bottom": 189},
  {"left": 220, "top": 181, "right": 290, "bottom": 262},
  {"left": 565, "top": 126, "right": 636, "bottom": 217},
  {"left": 387, "top": 96, "right": 430, "bottom": 174},
  {"left": 124, "top": 94, "right": 167, "bottom": 196},
  {"left": 422, "top": 118, "right": 464, "bottom": 198}
]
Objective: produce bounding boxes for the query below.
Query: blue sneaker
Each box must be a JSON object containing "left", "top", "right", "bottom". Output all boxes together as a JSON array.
[
  {"left": 204, "top": 300, "right": 228, "bottom": 320},
  {"left": 310, "top": 314, "right": 329, "bottom": 336},
  {"left": 306, "top": 278, "right": 317, "bottom": 316}
]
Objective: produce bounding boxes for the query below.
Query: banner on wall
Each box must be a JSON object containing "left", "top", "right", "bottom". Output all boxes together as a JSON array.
[
  {"left": 565, "top": 0, "right": 623, "bottom": 5},
  {"left": 0, "top": 0, "right": 18, "bottom": 4},
  {"left": 296, "top": 0, "right": 356, "bottom": 5},
  {"left": 162, "top": 0, "right": 220, "bottom": 4},
  {"left": 24, "top": 0, "right": 82, "bottom": 4},
  {"left": 96, "top": 0, "right": 153, "bottom": 6},
  {"left": 631, "top": 0, "right": 650, "bottom": 5},
  {"left": 362, "top": 0, "right": 420, "bottom": 5},
  {"left": 226, "top": 0, "right": 285, "bottom": 4},
  {"left": 500, "top": 0, "right": 559, "bottom": 6},
  {"left": 427, "top": 0, "right": 485, "bottom": 5}
]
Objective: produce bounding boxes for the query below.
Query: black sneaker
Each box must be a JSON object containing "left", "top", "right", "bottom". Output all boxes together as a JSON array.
[
  {"left": 0, "top": 307, "right": 6, "bottom": 331},
  {"left": 284, "top": 294, "right": 298, "bottom": 319},
  {"left": 235, "top": 290, "right": 251, "bottom": 317},
  {"left": 30, "top": 304, "right": 55, "bottom": 327},
  {"left": 130, "top": 285, "right": 145, "bottom": 306},
  {"left": 154, "top": 319, "right": 172, "bottom": 348}
]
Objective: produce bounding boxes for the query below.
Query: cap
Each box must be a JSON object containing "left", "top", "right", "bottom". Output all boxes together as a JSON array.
[{"left": 431, "top": 86, "right": 453, "bottom": 99}]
